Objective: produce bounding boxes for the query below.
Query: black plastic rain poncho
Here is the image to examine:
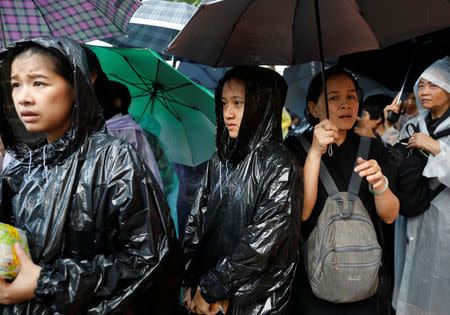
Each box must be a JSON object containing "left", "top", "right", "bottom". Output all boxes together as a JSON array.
[
  {"left": 183, "top": 67, "right": 302, "bottom": 314},
  {"left": 0, "top": 37, "right": 181, "bottom": 314}
]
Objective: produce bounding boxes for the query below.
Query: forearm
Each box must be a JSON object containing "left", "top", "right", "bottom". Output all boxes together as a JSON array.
[
  {"left": 374, "top": 188, "right": 399, "bottom": 224},
  {"left": 424, "top": 138, "right": 441, "bottom": 156},
  {"left": 303, "top": 152, "right": 321, "bottom": 221}
]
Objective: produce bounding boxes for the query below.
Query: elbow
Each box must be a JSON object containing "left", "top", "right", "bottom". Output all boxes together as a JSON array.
[
  {"left": 383, "top": 215, "right": 397, "bottom": 224},
  {"left": 382, "top": 200, "right": 400, "bottom": 224}
]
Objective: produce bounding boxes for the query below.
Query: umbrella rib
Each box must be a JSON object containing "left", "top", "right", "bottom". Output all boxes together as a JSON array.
[
  {"left": 159, "top": 94, "right": 182, "bottom": 122},
  {"left": 86, "top": 0, "right": 125, "bottom": 32},
  {"left": 118, "top": 53, "right": 158, "bottom": 96},
  {"left": 161, "top": 82, "right": 192, "bottom": 93},
  {"left": 155, "top": 57, "right": 161, "bottom": 81},
  {"left": 158, "top": 93, "right": 199, "bottom": 111},
  {"left": 140, "top": 95, "right": 156, "bottom": 120},
  {"left": 214, "top": 1, "right": 256, "bottom": 67},
  {"left": 30, "top": 0, "right": 54, "bottom": 35},
  {"left": 107, "top": 74, "right": 152, "bottom": 94},
  {"left": 292, "top": 0, "right": 300, "bottom": 65},
  {"left": 0, "top": 8, "right": 6, "bottom": 48}
]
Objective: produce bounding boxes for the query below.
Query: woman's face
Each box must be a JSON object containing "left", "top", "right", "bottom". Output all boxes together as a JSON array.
[
  {"left": 417, "top": 78, "right": 449, "bottom": 114},
  {"left": 361, "top": 109, "right": 380, "bottom": 129},
  {"left": 404, "top": 93, "right": 417, "bottom": 114},
  {"left": 222, "top": 79, "right": 245, "bottom": 139},
  {"left": 309, "top": 74, "right": 359, "bottom": 131},
  {"left": 11, "top": 51, "right": 75, "bottom": 144}
]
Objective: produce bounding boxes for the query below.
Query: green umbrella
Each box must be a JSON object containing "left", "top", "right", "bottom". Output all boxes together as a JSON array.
[{"left": 88, "top": 45, "right": 216, "bottom": 167}]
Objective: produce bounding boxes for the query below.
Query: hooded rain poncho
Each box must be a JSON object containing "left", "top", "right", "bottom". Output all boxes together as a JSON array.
[
  {"left": 0, "top": 37, "right": 181, "bottom": 315},
  {"left": 183, "top": 67, "right": 302, "bottom": 315},
  {"left": 394, "top": 56, "right": 450, "bottom": 315}
]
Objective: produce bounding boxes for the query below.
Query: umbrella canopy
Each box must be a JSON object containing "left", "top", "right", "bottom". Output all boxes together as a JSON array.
[
  {"left": 87, "top": 45, "right": 216, "bottom": 167},
  {"left": 101, "top": 0, "right": 197, "bottom": 56},
  {"left": 177, "top": 61, "right": 230, "bottom": 93},
  {"left": 0, "top": 0, "right": 141, "bottom": 50},
  {"left": 338, "top": 27, "right": 450, "bottom": 92},
  {"left": 166, "top": 0, "right": 450, "bottom": 67}
]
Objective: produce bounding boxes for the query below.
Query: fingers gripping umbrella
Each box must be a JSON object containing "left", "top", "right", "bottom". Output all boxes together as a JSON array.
[
  {"left": 0, "top": 0, "right": 141, "bottom": 50},
  {"left": 88, "top": 46, "right": 216, "bottom": 167}
]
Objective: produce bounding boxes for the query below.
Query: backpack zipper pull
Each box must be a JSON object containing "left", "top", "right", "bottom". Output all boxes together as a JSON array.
[{"left": 333, "top": 252, "right": 339, "bottom": 271}]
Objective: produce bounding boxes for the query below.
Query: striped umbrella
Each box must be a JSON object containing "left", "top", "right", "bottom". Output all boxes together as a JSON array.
[
  {"left": 101, "top": 0, "right": 197, "bottom": 56},
  {"left": 0, "top": 0, "right": 141, "bottom": 50}
]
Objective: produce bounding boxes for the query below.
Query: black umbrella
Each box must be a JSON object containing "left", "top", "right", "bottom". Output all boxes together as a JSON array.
[
  {"left": 167, "top": 0, "right": 450, "bottom": 120},
  {"left": 168, "top": 0, "right": 450, "bottom": 154},
  {"left": 338, "top": 27, "right": 450, "bottom": 94},
  {"left": 167, "top": 0, "right": 450, "bottom": 67}
]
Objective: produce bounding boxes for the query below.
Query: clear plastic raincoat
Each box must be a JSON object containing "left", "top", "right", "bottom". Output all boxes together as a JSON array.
[
  {"left": 182, "top": 67, "right": 302, "bottom": 314},
  {"left": 394, "top": 56, "right": 450, "bottom": 315},
  {"left": 0, "top": 37, "right": 182, "bottom": 314},
  {"left": 106, "top": 113, "right": 164, "bottom": 190}
]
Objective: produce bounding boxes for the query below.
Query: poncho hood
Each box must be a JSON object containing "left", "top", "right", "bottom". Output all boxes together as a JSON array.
[
  {"left": 413, "top": 56, "right": 450, "bottom": 112},
  {"left": 0, "top": 36, "right": 104, "bottom": 165},
  {"left": 214, "top": 66, "right": 287, "bottom": 164}
]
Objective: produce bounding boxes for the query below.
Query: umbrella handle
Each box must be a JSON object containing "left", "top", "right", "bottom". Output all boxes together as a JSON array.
[
  {"left": 314, "top": 0, "right": 333, "bottom": 156},
  {"left": 396, "top": 43, "right": 418, "bottom": 105}
]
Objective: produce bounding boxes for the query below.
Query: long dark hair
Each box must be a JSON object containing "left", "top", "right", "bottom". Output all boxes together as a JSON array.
[
  {"left": 215, "top": 66, "right": 287, "bottom": 163},
  {"left": 304, "top": 66, "right": 362, "bottom": 125},
  {"left": 81, "top": 45, "right": 113, "bottom": 118}
]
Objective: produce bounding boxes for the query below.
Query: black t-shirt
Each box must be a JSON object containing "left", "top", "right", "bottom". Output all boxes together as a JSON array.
[
  {"left": 286, "top": 130, "right": 399, "bottom": 240},
  {"left": 426, "top": 107, "right": 450, "bottom": 136}
]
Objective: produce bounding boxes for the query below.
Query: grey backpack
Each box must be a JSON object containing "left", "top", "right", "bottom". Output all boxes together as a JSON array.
[{"left": 298, "top": 135, "right": 381, "bottom": 303}]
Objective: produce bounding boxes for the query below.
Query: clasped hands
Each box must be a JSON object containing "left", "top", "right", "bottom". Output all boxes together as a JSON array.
[{"left": 183, "top": 286, "right": 220, "bottom": 315}]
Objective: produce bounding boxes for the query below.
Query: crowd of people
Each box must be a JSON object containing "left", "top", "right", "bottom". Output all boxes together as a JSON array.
[{"left": 0, "top": 35, "right": 448, "bottom": 315}]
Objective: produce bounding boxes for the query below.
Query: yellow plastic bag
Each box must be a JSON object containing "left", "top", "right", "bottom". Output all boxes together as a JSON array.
[{"left": 0, "top": 223, "right": 30, "bottom": 279}]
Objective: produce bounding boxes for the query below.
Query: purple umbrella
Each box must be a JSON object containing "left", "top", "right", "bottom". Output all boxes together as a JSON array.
[{"left": 0, "top": 0, "right": 141, "bottom": 50}]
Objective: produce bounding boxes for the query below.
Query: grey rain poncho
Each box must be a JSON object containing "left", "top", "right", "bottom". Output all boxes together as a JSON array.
[
  {"left": 394, "top": 56, "right": 450, "bottom": 315},
  {"left": 0, "top": 37, "right": 182, "bottom": 314},
  {"left": 182, "top": 67, "right": 302, "bottom": 314}
]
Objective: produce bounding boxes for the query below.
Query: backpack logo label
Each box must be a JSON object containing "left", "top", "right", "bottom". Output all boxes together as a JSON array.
[{"left": 348, "top": 275, "right": 361, "bottom": 281}]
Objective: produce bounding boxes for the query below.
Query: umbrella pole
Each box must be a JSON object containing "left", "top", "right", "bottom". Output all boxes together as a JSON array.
[
  {"left": 140, "top": 96, "right": 157, "bottom": 120},
  {"left": 396, "top": 43, "right": 418, "bottom": 105},
  {"left": 314, "top": 0, "right": 333, "bottom": 156}
]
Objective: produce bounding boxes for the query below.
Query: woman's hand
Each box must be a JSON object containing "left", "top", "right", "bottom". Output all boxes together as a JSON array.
[
  {"left": 0, "top": 243, "right": 41, "bottom": 305},
  {"left": 311, "top": 119, "right": 339, "bottom": 156},
  {"left": 408, "top": 132, "right": 441, "bottom": 156},
  {"left": 183, "top": 287, "right": 193, "bottom": 311},
  {"left": 354, "top": 157, "right": 386, "bottom": 191},
  {"left": 383, "top": 92, "right": 401, "bottom": 129},
  {"left": 354, "top": 158, "right": 399, "bottom": 223},
  {"left": 189, "top": 287, "right": 219, "bottom": 315}
]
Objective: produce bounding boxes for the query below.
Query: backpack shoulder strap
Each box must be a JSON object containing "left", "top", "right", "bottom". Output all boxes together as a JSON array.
[
  {"left": 296, "top": 135, "right": 339, "bottom": 197},
  {"left": 348, "top": 136, "right": 371, "bottom": 197},
  {"left": 432, "top": 127, "right": 450, "bottom": 140},
  {"left": 333, "top": 136, "right": 371, "bottom": 217}
]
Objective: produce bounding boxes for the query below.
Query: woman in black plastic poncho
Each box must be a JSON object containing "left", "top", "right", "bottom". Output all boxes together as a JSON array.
[
  {"left": 0, "top": 36, "right": 181, "bottom": 314},
  {"left": 182, "top": 66, "right": 302, "bottom": 315}
]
